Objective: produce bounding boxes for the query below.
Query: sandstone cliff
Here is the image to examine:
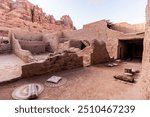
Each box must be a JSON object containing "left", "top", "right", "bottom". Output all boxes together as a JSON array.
[{"left": 0, "top": 0, "right": 75, "bottom": 33}]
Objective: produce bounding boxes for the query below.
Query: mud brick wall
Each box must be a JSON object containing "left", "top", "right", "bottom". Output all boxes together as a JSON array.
[
  {"left": 42, "top": 31, "right": 63, "bottom": 52},
  {"left": 91, "top": 40, "right": 110, "bottom": 64},
  {"left": 62, "top": 20, "right": 118, "bottom": 58},
  {"left": 63, "top": 20, "right": 144, "bottom": 59},
  {"left": 62, "top": 20, "right": 108, "bottom": 42},
  {"left": 110, "top": 23, "right": 145, "bottom": 33},
  {"left": 12, "top": 33, "right": 34, "bottom": 63},
  {"left": 58, "top": 41, "right": 70, "bottom": 52},
  {"left": 70, "top": 40, "right": 82, "bottom": 49},
  {"left": 19, "top": 40, "right": 47, "bottom": 54},
  {"left": 21, "top": 51, "right": 83, "bottom": 78},
  {"left": 13, "top": 30, "right": 43, "bottom": 41}
]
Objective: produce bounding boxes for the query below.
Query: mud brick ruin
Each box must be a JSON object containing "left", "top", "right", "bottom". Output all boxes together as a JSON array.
[{"left": 1, "top": 0, "right": 150, "bottom": 100}]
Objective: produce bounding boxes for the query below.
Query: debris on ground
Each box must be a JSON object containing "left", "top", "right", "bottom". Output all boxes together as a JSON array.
[
  {"left": 47, "top": 76, "right": 62, "bottom": 84},
  {"left": 114, "top": 68, "right": 140, "bottom": 83},
  {"left": 114, "top": 75, "right": 135, "bottom": 83},
  {"left": 12, "top": 83, "right": 44, "bottom": 100},
  {"left": 45, "top": 76, "right": 67, "bottom": 88}
]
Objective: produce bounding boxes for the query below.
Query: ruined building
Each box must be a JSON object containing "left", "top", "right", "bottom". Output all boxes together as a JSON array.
[{"left": 1, "top": 0, "right": 150, "bottom": 100}]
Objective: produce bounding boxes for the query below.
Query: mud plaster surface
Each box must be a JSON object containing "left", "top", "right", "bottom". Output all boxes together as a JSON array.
[{"left": 0, "top": 54, "right": 24, "bottom": 81}]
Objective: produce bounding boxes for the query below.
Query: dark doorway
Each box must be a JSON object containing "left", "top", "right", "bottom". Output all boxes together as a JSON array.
[
  {"left": 81, "top": 42, "right": 86, "bottom": 50},
  {"left": 80, "top": 40, "right": 90, "bottom": 50},
  {"left": 118, "top": 39, "right": 143, "bottom": 61}
]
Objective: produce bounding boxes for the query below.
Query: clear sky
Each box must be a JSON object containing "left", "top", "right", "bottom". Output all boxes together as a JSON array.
[{"left": 29, "top": 0, "right": 147, "bottom": 29}]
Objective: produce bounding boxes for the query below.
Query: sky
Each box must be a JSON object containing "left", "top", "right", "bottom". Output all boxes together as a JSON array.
[{"left": 28, "top": 0, "right": 147, "bottom": 29}]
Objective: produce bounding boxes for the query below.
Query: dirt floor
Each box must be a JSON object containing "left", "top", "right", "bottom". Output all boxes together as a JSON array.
[
  {"left": 0, "top": 54, "right": 25, "bottom": 82},
  {"left": 0, "top": 61, "right": 141, "bottom": 100}
]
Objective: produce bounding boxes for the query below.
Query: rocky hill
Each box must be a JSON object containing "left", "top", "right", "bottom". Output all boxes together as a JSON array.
[{"left": 0, "top": 0, "right": 76, "bottom": 33}]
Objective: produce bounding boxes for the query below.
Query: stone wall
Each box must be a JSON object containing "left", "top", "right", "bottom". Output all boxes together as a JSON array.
[
  {"left": 21, "top": 51, "right": 83, "bottom": 78},
  {"left": 43, "top": 31, "right": 63, "bottom": 52},
  {"left": 110, "top": 23, "right": 145, "bottom": 33},
  {"left": 12, "top": 33, "right": 34, "bottom": 63},
  {"left": 19, "top": 40, "right": 47, "bottom": 54}
]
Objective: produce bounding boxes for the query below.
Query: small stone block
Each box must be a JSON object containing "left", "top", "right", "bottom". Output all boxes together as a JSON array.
[{"left": 47, "top": 76, "right": 62, "bottom": 84}]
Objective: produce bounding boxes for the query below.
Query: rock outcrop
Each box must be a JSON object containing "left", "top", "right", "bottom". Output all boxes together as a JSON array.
[
  {"left": 0, "top": 0, "right": 75, "bottom": 33},
  {"left": 60, "top": 15, "right": 75, "bottom": 29},
  {"left": 0, "top": 0, "right": 12, "bottom": 14}
]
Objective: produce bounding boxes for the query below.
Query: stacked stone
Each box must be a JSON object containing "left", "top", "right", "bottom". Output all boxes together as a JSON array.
[{"left": 21, "top": 51, "right": 83, "bottom": 78}]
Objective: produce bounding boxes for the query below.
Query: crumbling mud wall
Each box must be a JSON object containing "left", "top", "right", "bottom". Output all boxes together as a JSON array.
[
  {"left": 12, "top": 30, "right": 53, "bottom": 54},
  {"left": 58, "top": 40, "right": 85, "bottom": 52},
  {"left": 110, "top": 23, "right": 145, "bottom": 33},
  {"left": 58, "top": 39, "right": 110, "bottom": 66},
  {"left": 13, "top": 29, "right": 42, "bottom": 41},
  {"left": 21, "top": 51, "right": 83, "bottom": 78},
  {"left": 63, "top": 20, "right": 144, "bottom": 59},
  {"left": 42, "top": 31, "right": 63, "bottom": 52},
  {"left": 19, "top": 40, "right": 47, "bottom": 54},
  {"left": 63, "top": 20, "right": 123, "bottom": 59},
  {"left": 12, "top": 33, "right": 34, "bottom": 63},
  {"left": 90, "top": 40, "right": 110, "bottom": 64}
]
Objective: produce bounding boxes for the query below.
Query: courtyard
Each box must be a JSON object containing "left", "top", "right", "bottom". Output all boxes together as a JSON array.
[{"left": 0, "top": 61, "right": 141, "bottom": 100}]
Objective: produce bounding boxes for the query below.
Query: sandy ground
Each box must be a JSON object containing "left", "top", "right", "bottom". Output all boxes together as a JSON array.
[
  {"left": 0, "top": 61, "right": 141, "bottom": 100},
  {"left": 0, "top": 54, "right": 25, "bottom": 82}
]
